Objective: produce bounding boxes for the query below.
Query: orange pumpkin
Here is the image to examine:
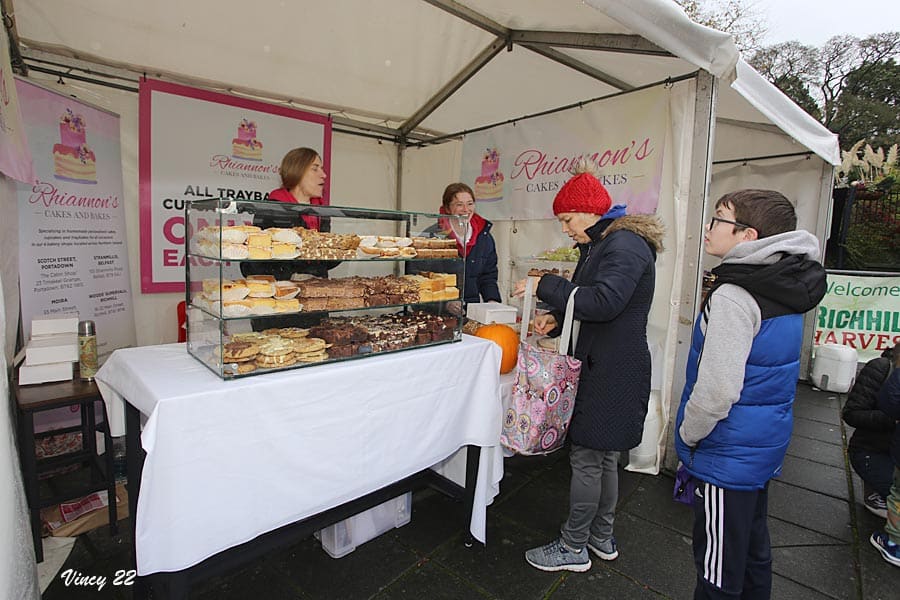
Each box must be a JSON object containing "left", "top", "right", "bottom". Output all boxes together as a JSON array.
[{"left": 475, "top": 323, "right": 519, "bottom": 374}]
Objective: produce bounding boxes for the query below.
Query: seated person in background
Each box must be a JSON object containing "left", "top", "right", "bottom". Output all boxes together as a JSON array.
[
  {"left": 871, "top": 363, "right": 900, "bottom": 567},
  {"left": 843, "top": 345, "right": 900, "bottom": 518},
  {"left": 409, "top": 182, "right": 501, "bottom": 306}
]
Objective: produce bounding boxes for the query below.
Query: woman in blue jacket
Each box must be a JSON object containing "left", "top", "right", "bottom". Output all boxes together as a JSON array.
[{"left": 411, "top": 183, "right": 501, "bottom": 305}]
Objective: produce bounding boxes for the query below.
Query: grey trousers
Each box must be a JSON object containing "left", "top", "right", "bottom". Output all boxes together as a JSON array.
[{"left": 560, "top": 444, "right": 619, "bottom": 549}]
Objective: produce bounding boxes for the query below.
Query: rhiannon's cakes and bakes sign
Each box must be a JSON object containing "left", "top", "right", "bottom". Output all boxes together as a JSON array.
[
  {"left": 139, "top": 79, "right": 332, "bottom": 292},
  {"left": 14, "top": 78, "right": 136, "bottom": 356},
  {"left": 461, "top": 85, "right": 669, "bottom": 220}
]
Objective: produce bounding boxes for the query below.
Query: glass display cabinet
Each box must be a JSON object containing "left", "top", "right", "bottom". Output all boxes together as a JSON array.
[{"left": 185, "top": 199, "right": 466, "bottom": 378}]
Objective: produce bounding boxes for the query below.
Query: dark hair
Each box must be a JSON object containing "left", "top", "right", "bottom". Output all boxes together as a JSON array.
[
  {"left": 714, "top": 189, "right": 797, "bottom": 239},
  {"left": 442, "top": 183, "right": 475, "bottom": 211},
  {"left": 280, "top": 147, "right": 320, "bottom": 190}
]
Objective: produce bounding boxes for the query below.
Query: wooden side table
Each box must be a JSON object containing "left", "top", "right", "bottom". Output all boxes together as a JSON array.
[{"left": 14, "top": 374, "right": 118, "bottom": 562}]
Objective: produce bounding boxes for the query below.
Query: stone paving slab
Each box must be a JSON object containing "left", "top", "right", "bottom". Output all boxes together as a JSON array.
[
  {"left": 786, "top": 434, "right": 847, "bottom": 468},
  {"left": 792, "top": 417, "right": 846, "bottom": 445},
  {"left": 551, "top": 564, "right": 667, "bottom": 599},
  {"left": 603, "top": 511, "right": 697, "bottom": 599},
  {"left": 491, "top": 459, "right": 571, "bottom": 537},
  {"left": 772, "top": 544, "right": 858, "bottom": 599},
  {"left": 769, "top": 516, "right": 850, "bottom": 546},
  {"left": 769, "top": 480, "right": 854, "bottom": 541},
  {"left": 429, "top": 515, "right": 563, "bottom": 600},
  {"left": 618, "top": 470, "right": 693, "bottom": 536},
  {"left": 780, "top": 454, "right": 851, "bottom": 499},
  {"left": 772, "top": 574, "right": 839, "bottom": 600},
  {"left": 793, "top": 400, "right": 843, "bottom": 425},
  {"left": 373, "top": 559, "right": 492, "bottom": 600}
]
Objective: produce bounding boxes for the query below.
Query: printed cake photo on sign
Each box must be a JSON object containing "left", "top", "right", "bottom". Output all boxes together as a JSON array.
[
  {"left": 53, "top": 108, "right": 96, "bottom": 184},
  {"left": 232, "top": 118, "right": 263, "bottom": 161},
  {"left": 474, "top": 147, "right": 504, "bottom": 201}
]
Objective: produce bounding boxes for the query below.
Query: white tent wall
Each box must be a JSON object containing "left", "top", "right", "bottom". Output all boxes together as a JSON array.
[{"left": 1, "top": 172, "right": 40, "bottom": 600}]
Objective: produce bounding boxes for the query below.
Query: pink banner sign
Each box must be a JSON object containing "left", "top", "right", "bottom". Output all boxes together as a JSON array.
[{"left": 139, "top": 79, "right": 332, "bottom": 292}]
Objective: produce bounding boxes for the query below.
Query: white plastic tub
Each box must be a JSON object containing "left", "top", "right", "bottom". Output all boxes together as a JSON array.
[
  {"left": 810, "top": 344, "right": 858, "bottom": 393},
  {"left": 316, "top": 492, "right": 412, "bottom": 558}
]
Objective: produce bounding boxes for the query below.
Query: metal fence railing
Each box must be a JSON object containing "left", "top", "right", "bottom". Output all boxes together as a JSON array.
[{"left": 826, "top": 188, "right": 900, "bottom": 271}]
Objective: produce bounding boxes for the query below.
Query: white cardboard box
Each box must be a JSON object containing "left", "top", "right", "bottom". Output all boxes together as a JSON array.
[
  {"left": 466, "top": 302, "right": 517, "bottom": 325},
  {"left": 18, "top": 361, "right": 74, "bottom": 385},
  {"left": 24, "top": 333, "right": 79, "bottom": 366},
  {"left": 31, "top": 316, "right": 80, "bottom": 337}
]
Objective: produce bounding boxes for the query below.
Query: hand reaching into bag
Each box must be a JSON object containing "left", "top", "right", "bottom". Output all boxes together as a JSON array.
[
  {"left": 533, "top": 314, "right": 557, "bottom": 336},
  {"left": 512, "top": 277, "right": 539, "bottom": 298}
]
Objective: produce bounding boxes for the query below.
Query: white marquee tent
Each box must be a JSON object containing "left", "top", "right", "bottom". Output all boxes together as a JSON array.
[{"left": 1, "top": 1, "right": 839, "bottom": 596}]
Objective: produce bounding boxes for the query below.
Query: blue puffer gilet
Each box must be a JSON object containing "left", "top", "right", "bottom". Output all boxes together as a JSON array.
[{"left": 674, "top": 313, "right": 803, "bottom": 490}]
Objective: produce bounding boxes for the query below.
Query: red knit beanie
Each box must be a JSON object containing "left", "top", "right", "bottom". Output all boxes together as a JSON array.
[{"left": 552, "top": 172, "right": 612, "bottom": 216}]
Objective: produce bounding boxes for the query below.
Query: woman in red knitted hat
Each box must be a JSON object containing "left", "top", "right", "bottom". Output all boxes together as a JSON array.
[{"left": 513, "top": 159, "right": 665, "bottom": 573}]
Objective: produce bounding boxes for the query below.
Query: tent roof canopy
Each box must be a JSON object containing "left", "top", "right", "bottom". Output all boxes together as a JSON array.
[{"left": 13, "top": 0, "right": 839, "bottom": 163}]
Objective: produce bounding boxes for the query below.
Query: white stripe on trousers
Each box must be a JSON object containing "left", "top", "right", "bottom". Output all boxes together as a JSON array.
[{"left": 702, "top": 482, "right": 725, "bottom": 587}]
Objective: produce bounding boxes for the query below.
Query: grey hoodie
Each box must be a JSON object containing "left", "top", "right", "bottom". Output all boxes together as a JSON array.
[{"left": 679, "top": 230, "right": 822, "bottom": 446}]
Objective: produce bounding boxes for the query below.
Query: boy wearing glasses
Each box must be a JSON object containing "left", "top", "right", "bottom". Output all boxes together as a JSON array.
[{"left": 675, "top": 189, "right": 827, "bottom": 599}]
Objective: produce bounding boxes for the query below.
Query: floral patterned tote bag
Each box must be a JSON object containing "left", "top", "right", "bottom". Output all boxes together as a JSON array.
[{"left": 501, "top": 279, "right": 581, "bottom": 455}]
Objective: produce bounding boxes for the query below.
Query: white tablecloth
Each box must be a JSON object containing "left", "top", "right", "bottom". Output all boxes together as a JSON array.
[{"left": 95, "top": 336, "right": 503, "bottom": 575}]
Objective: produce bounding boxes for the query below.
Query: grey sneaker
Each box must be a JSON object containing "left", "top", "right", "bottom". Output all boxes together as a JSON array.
[
  {"left": 525, "top": 538, "right": 591, "bottom": 572},
  {"left": 864, "top": 492, "right": 888, "bottom": 519},
  {"left": 587, "top": 535, "right": 619, "bottom": 560}
]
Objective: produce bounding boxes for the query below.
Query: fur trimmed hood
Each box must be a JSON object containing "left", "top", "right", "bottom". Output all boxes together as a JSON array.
[{"left": 599, "top": 214, "right": 666, "bottom": 253}]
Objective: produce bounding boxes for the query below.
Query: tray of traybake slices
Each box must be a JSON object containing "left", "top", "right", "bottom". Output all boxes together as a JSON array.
[
  {"left": 191, "top": 272, "right": 460, "bottom": 318},
  {"left": 190, "top": 312, "right": 460, "bottom": 378},
  {"left": 189, "top": 225, "right": 459, "bottom": 261}
]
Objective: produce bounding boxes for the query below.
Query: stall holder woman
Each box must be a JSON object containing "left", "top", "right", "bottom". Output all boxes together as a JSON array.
[
  {"left": 408, "top": 182, "right": 501, "bottom": 307},
  {"left": 240, "top": 147, "right": 336, "bottom": 329}
]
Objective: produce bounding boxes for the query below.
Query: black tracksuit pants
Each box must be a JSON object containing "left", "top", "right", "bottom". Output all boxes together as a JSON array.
[{"left": 691, "top": 479, "right": 772, "bottom": 600}]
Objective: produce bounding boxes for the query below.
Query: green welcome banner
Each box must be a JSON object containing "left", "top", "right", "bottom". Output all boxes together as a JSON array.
[{"left": 815, "top": 273, "right": 900, "bottom": 362}]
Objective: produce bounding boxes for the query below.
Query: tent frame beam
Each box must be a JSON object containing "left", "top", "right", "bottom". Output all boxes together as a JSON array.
[
  {"left": 511, "top": 31, "right": 670, "bottom": 56},
  {"left": 520, "top": 43, "right": 634, "bottom": 91},
  {"left": 400, "top": 38, "right": 506, "bottom": 136}
]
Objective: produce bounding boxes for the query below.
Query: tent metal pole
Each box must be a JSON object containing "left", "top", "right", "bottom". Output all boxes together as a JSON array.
[
  {"left": 421, "top": 0, "right": 508, "bottom": 38},
  {"left": 396, "top": 141, "right": 405, "bottom": 213},
  {"left": 519, "top": 43, "right": 633, "bottom": 91},
  {"left": 664, "top": 69, "right": 718, "bottom": 472},
  {"left": 713, "top": 151, "right": 814, "bottom": 166},
  {"left": 800, "top": 161, "right": 838, "bottom": 376},
  {"left": 511, "top": 31, "right": 671, "bottom": 56},
  {"left": 400, "top": 38, "right": 505, "bottom": 136}
]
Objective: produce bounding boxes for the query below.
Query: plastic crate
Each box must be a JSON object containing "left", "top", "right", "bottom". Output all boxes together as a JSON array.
[{"left": 316, "top": 492, "right": 412, "bottom": 558}]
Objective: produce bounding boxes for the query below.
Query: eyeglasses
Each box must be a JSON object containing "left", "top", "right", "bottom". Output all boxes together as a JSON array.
[{"left": 707, "top": 216, "right": 752, "bottom": 230}]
